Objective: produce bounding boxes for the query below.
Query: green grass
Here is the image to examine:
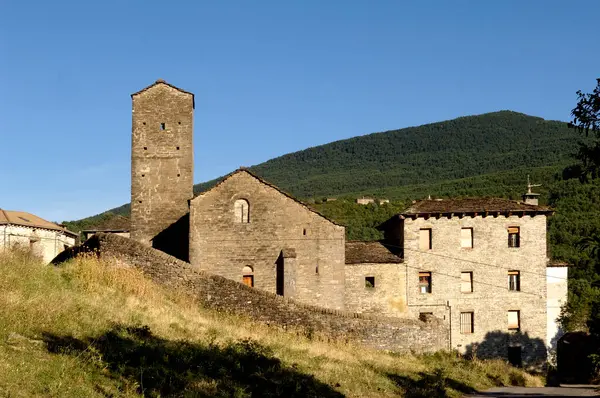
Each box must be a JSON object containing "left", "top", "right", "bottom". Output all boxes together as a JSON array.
[{"left": 0, "top": 249, "right": 543, "bottom": 397}]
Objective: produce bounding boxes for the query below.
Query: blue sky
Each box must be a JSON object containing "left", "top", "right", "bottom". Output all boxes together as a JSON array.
[{"left": 1, "top": 0, "right": 598, "bottom": 222}]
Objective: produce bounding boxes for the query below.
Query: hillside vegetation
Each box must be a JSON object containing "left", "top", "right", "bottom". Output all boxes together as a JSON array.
[
  {"left": 249, "top": 111, "right": 576, "bottom": 198},
  {"left": 0, "top": 249, "right": 542, "bottom": 397},
  {"left": 63, "top": 111, "right": 579, "bottom": 235}
]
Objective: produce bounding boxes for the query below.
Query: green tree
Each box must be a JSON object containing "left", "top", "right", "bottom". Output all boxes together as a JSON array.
[
  {"left": 567, "top": 78, "right": 600, "bottom": 181},
  {"left": 578, "top": 234, "right": 600, "bottom": 273}
]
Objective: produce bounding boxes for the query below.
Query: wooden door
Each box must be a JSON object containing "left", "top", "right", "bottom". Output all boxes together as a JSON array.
[{"left": 243, "top": 275, "right": 254, "bottom": 287}]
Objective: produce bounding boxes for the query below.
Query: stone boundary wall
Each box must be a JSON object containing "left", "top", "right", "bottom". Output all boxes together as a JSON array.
[{"left": 56, "top": 233, "right": 448, "bottom": 353}]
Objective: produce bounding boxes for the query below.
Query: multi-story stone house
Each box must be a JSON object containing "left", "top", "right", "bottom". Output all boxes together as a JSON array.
[
  {"left": 126, "top": 79, "right": 567, "bottom": 367},
  {"left": 379, "top": 197, "right": 559, "bottom": 366},
  {"left": 0, "top": 209, "right": 77, "bottom": 263}
]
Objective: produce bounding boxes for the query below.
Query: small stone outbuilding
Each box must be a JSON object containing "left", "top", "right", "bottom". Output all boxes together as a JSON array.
[
  {"left": 344, "top": 241, "right": 406, "bottom": 317},
  {"left": 0, "top": 209, "right": 77, "bottom": 263}
]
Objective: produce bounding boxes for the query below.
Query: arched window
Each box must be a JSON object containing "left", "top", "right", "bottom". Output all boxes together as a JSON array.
[
  {"left": 242, "top": 265, "right": 254, "bottom": 287},
  {"left": 234, "top": 199, "right": 249, "bottom": 223}
]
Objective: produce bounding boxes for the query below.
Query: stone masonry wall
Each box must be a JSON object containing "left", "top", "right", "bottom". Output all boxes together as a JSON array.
[
  {"left": 74, "top": 233, "right": 448, "bottom": 354},
  {"left": 130, "top": 82, "right": 194, "bottom": 245},
  {"left": 189, "top": 171, "right": 347, "bottom": 310},
  {"left": 403, "top": 214, "right": 548, "bottom": 368},
  {"left": 344, "top": 263, "right": 408, "bottom": 317},
  {"left": 1, "top": 224, "right": 75, "bottom": 263}
]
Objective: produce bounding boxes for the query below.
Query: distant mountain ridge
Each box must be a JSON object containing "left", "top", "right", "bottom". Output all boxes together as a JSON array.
[{"left": 64, "top": 110, "right": 578, "bottom": 232}]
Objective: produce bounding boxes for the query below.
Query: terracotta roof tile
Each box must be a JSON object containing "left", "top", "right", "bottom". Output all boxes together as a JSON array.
[
  {"left": 345, "top": 241, "right": 402, "bottom": 264},
  {"left": 0, "top": 209, "right": 76, "bottom": 236}
]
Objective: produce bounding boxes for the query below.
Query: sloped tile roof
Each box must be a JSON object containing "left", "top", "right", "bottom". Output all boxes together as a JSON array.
[
  {"left": 402, "top": 198, "right": 552, "bottom": 216},
  {"left": 345, "top": 241, "right": 402, "bottom": 264},
  {"left": 0, "top": 209, "right": 77, "bottom": 236}
]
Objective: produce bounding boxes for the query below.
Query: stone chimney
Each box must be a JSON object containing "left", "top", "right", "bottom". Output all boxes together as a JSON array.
[{"left": 523, "top": 176, "right": 540, "bottom": 206}]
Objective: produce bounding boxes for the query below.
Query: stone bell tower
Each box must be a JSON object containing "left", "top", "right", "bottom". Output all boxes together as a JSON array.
[{"left": 130, "top": 79, "right": 194, "bottom": 245}]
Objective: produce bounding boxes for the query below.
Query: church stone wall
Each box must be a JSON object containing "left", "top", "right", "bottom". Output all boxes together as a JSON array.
[{"left": 189, "top": 171, "right": 347, "bottom": 310}]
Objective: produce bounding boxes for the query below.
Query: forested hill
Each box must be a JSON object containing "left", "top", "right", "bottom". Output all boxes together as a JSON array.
[
  {"left": 65, "top": 110, "right": 579, "bottom": 231},
  {"left": 244, "top": 110, "right": 576, "bottom": 198}
]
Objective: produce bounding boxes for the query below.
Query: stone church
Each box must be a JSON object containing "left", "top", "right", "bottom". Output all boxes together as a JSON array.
[{"left": 129, "top": 79, "right": 567, "bottom": 366}]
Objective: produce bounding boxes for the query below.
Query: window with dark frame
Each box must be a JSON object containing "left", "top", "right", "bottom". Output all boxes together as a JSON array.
[
  {"left": 508, "top": 227, "right": 520, "bottom": 248},
  {"left": 460, "top": 271, "right": 473, "bottom": 293},
  {"left": 365, "top": 276, "right": 375, "bottom": 289},
  {"left": 419, "top": 271, "right": 432, "bottom": 293},
  {"left": 242, "top": 266, "right": 254, "bottom": 288},
  {"left": 461, "top": 227, "right": 473, "bottom": 248},
  {"left": 460, "top": 311, "right": 474, "bottom": 334},
  {"left": 419, "top": 228, "right": 432, "bottom": 250},
  {"left": 508, "top": 310, "right": 520, "bottom": 330},
  {"left": 508, "top": 270, "right": 520, "bottom": 291},
  {"left": 160, "top": 123, "right": 165, "bottom": 130}
]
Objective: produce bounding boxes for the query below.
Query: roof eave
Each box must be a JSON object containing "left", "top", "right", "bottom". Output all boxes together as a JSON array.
[{"left": 402, "top": 209, "right": 554, "bottom": 219}]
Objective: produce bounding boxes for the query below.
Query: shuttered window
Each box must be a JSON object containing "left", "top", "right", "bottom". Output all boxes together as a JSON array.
[
  {"left": 461, "top": 272, "right": 473, "bottom": 293},
  {"left": 460, "top": 312, "right": 474, "bottom": 334},
  {"left": 461, "top": 228, "right": 473, "bottom": 248},
  {"left": 508, "top": 310, "right": 520, "bottom": 330},
  {"left": 419, "top": 228, "right": 432, "bottom": 250},
  {"left": 508, "top": 271, "right": 520, "bottom": 291},
  {"left": 508, "top": 227, "right": 520, "bottom": 248}
]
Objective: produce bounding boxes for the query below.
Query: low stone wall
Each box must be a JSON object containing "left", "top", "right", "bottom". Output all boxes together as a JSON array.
[{"left": 59, "top": 233, "right": 448, "bottom": 353}]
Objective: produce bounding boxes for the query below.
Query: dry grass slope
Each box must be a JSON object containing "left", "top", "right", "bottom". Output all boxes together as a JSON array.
[{"left": 0, "top": 249, "right": 543, "bottom": 397}]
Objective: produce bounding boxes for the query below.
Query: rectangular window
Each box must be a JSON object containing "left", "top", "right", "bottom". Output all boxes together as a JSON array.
[
  {"left": 508, "top": 310, "right": 520, "bottom": 330},
  {"left": 419, "top": 312, "right": 433, "bottom": 322},
  {"left": 460, "top": 312, "right": 474, "bottom": 334},
  {"left": 508, "top": 270, "right": 520, "bottom": 291},
  {"left": 460, "top": 271, "right": 473, "bottom": 293},
  {"left": 508, "top": 227, "right": 520, "bottom": 248},
  {"left": 419, "top": 271, "right": 432, "bottom": 294},
  {"left": 461, "top": 227, "right": 473, "bottom": 248},
  {"left": 365, "top": 276, "right": 375, "bottom": 289},
  {"left": 419, "top": 228, "right": 432, "bottom": 250}
]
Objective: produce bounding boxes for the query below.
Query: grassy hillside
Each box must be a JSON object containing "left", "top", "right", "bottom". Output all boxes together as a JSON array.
[
  {"left": 63, "top": 110, "right": 578, "bottom": 234},
  {"left": 0, "top": 249, "right": 542, "bottom": 397}
]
